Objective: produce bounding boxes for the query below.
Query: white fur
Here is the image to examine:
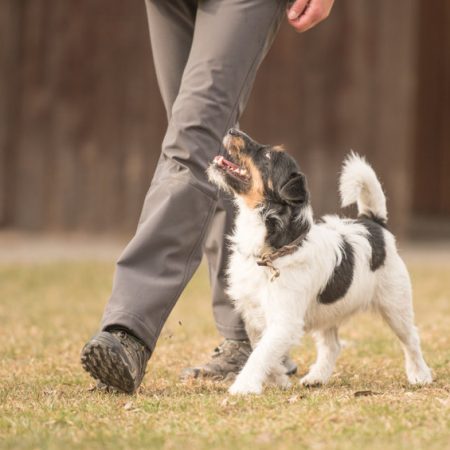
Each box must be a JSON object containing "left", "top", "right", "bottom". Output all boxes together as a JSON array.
[
  {"left": 340, "top": 152, "right": 387, "bottom": 221},
  {"left": 207, "top": 164, "right": 233, "bottom": 194},
  {"left": 226, "top": 155, "right": 432, "bottom": 395}
]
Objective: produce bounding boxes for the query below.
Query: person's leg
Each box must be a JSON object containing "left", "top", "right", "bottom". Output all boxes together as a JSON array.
[
  {"left": 202, "top": 193, "right": 248, "bottom": 339},
  {"left": 145, "top": 0, "right": 196, "bottom": 119},
  {"left": 82, "top": 0, "right": 287, "bottom": 392},
  {"left": 147, "top": 0, "right": 247, "bottom": 341},
  {"left": 81, "top": 0, "right": 198, "bottom": 393}
]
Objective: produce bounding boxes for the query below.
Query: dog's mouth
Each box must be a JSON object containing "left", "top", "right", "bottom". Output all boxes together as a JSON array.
[{"left": 213, "top": 155, "right": 250, "bottom": 183}]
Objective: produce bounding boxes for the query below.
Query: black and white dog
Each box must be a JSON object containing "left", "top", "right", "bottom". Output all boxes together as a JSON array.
[{"left": 208, "top": 129, "right": 432, "bottom": 395}]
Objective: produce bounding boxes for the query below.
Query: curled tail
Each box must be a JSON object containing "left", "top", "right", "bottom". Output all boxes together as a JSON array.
[{"left": 339, "top": 152, "right": 387, "bottom": 224}]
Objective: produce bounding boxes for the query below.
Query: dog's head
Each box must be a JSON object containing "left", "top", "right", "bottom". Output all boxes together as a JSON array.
[{"left": 208, "top": 129, "right": 312, "bottom": 249}]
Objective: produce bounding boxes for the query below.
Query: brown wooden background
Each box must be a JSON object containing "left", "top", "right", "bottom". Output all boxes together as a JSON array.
[
  {"left": 0, "top": 0, "right": 449, "bottom": 236},
  {"left": 413, "top": 0, "right": 450, "bottom": 217}
]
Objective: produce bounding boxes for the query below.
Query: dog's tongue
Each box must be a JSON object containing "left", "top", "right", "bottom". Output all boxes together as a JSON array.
[
  {"left": 214, "top": 155, "right": 240, "bottom": 171},
  {"left": 213, "top": 155, "right": 249, "bottom": 180}
]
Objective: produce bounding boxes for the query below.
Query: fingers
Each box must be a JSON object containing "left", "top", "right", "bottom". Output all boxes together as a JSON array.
[
  {"left": 287, "top": 0, "right": 334, "bottom": 33},
  {"left": 287, "top": 0, "right": 310, "bottom": 22}
]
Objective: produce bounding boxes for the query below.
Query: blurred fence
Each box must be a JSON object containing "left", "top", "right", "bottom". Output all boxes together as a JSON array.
[{"left": 0, "top": 0, "right": 449, "bottom": 236}]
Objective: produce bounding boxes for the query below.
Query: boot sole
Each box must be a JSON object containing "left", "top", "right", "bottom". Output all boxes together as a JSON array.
[{"left": 81, "top": 332, "right": 136, "bottom": 394}]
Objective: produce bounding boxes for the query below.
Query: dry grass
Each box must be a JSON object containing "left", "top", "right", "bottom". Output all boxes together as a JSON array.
[{"left": 0, "top": 258, "right": 449, "bottom": 450}]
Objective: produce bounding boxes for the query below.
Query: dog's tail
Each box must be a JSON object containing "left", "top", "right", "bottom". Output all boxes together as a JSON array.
[{"left": 339, "top": 152, "right": 387, "bottom": 224}]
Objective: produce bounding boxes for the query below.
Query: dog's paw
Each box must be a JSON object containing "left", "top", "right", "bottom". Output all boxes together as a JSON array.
[
  {"left": 267, "top": 370, "right": 291, "bottom": 389},
  {"left": 274, "top": 374, "right": 292, "bottom": 390},
  {"left": 299, "top": 372, "right": 328, "bottom": 387},
  {"left": 228, "top": 379, "right": 262, "bottom": 395},
  {"left": 407, "top": 367, "right": 433, "bottom": 385}
]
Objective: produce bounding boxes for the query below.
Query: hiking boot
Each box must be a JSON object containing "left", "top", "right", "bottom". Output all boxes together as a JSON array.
[
  {"left": 180, "top": 339, "right": 298, "bottom": 380},
  {"left": 180, "top": 339, "right": 251, "bottom": 381},
  {"left": 81, "top": 329, "right": 151, "bottom": 394}
]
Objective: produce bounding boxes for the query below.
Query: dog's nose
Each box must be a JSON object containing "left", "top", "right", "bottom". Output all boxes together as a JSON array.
[{"left": 228, "top": 128, "right": 240, "bottom": 136}]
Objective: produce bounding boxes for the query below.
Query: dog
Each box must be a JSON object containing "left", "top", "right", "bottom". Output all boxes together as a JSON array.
[{"left": 207, "top": 129, "right": 432, "bottom": 395}]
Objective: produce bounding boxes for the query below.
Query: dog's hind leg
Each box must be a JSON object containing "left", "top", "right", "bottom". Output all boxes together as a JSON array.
[
  {"left": 300, "top": 327, "right": 341, "bottom": 386},
  {"left": 379, "top": 305, "right": 432, "bottom": 384},
  {"left": 376, "top": 269, "right": 432, "bottom": 385}
]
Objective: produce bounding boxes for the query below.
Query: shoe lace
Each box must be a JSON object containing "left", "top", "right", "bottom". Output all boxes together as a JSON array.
[
  {"left": 115, "top": 331, "right": 132, "bottom": 348},
  {"left": 212, "top": 342, "right": 225, "bottom": 358},
  {"left": 111, "top": 330, "right": 150, "bottom": 379},
  {"left": 113, "top": 330, "right": 147, "bottom": 358},
  {"left": 211, "top": 339, "right": 251, "bottom": 360}
]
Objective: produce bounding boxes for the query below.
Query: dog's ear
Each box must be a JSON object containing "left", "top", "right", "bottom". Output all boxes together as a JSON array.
[{"left": 279, "top": 173, "right": 307, "bottom": 204}]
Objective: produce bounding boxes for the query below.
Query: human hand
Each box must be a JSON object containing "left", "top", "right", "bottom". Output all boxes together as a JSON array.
[{"left": 286, "top": 0, "right": 335, "bottom": 33}]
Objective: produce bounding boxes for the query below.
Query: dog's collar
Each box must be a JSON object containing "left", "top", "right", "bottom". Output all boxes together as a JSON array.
[{"left": 256, "top": 231, "right": 308, "bottom": 281}]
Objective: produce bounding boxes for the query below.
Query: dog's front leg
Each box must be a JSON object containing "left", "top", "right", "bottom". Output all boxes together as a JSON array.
[{"left": 229, "top": 322, "right": 302, "bottom": 395}]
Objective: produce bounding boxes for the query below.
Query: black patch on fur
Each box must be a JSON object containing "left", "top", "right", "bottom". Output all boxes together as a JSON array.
[
  {"left": 279, "top": 173, "right": 308, "bottom": 204},
  {"left": 318, "top": 238, "right": 355, "bottom": 304},
  {"left": 262, "top": 203, "right": 310, "bottom": 249},
  {"left": 359, "top": 213, "right": 387, "bottom": 229},
  {"left": 357, "top": 216, "right": 387, "bottom": 271},
  {"left": 259, "top": 151, "right": 310, "bottom": 249}
]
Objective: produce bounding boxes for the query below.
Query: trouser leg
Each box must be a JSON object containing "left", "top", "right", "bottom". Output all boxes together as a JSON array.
[
  {"left": 144, "top": 0, "right": 196, "bottom": 119},
  {"left": 146, "top": 0, "right": 247, "bottom": 339},
  {"left": 202, "top": 193, "right": 248, "bottom": 339},
  {"left": 101, "top": 0, "right": 286, "bottom": 352}
]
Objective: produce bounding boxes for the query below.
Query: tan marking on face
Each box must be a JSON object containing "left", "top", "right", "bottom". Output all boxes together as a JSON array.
[
  {"left": 273, "top": 145, "right": 285, "bottom": 152},
  {"left": 240, "top": 155, "right": 264, "bottom": 208},
  {"left": 268, "top": 178, "right": 274, "bottom": 190},
  {"left": 223, "top": 135, "right": 245, "bottom": 156}
]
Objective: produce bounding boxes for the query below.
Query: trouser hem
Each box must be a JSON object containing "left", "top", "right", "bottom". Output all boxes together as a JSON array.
[
  {"left": 216, "top": 323, "right": 248, "bottom": 341},
  {"left": 101, "top": 309, "right": 157, "bottom": 352}
]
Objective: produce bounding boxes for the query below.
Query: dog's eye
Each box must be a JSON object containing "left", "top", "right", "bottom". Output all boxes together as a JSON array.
[{"left": 265, "top": 151, "right": 271, "bottom": 160}]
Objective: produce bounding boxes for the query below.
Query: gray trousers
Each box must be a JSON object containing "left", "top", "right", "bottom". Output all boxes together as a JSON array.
[{"left": 101, "top": 0, "right": 286, "bottom": 352}]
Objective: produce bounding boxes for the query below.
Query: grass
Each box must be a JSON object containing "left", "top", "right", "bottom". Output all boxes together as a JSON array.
[{"left": 0, "top": 258, "right": 449, "bottom": 450}]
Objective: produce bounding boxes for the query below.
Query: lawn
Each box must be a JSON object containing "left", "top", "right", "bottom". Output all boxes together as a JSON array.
[{"left": 0, "top": 256, "right": 449, "bottom": 450}]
